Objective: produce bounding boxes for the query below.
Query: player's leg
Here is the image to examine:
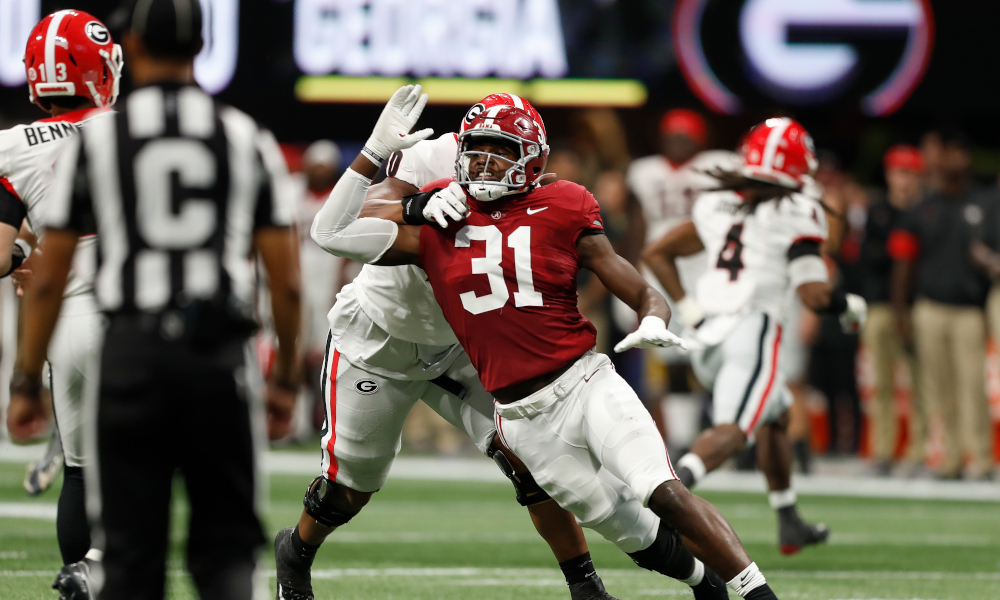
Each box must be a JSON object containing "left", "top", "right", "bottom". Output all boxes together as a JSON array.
[
  {"left": 570, "top": 357, "right": 778, "bottom": 598},
  {"left": 277, "top": 338, "right": 422, "bottom": 599},
  {"left": 755, "top": 409, "right": 828, "bottom": 554},
  {"left": 675, "top": 313, "right": 779, "bottom": 488},
  {"left": 423, "top": 352, "right": 619, "bottom": 599},
  {"left": 182, "top": 344, "right": 265, "bottom": 600}
]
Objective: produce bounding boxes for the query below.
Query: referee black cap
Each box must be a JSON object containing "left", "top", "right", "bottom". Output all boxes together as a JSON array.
[{"left": 126, "top": 0, "right": 203, "bottom": 58}]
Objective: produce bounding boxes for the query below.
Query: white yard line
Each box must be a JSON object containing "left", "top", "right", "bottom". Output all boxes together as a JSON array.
[{"left": 0, "top": 503, "right": 57, "bottom": 521}]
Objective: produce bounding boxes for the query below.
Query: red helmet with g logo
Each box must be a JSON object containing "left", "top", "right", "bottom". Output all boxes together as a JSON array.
[
  {"left": 23, "top": 10, "right": 123, "bottom": 110},
  {"left": 739, "top": 118, "right": 817, "bottom": 190},
  {"left": 460, "top": 93, "right": 547, "bottom": 139},
  {"left": 456, "top": 105, "right": 549, "bottom": 202}
]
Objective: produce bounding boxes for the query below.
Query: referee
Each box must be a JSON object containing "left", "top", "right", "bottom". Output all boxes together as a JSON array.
[{"left": 9, "top": 1, "right": 301, "bottom": 599}]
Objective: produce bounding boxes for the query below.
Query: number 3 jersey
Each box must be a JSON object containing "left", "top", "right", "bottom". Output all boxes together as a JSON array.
[
  {"left": 691, "top": 189, "right": 828, "bottom": 323},
  {"left": 419, "top": 178, "right": 604, "bottom": 393},
  {"left": 0, "top": 108, "right": 110, "bottom": 297}
]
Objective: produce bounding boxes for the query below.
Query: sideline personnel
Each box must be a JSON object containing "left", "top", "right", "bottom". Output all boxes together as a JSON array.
[{"left": 9, "top": 1, "right": 301, "bottom": 598}]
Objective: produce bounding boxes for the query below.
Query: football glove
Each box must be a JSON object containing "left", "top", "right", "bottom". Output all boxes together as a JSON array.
[
  {"left": 362, "top": 85, "right": 433, "bottom": 166},
  {"left": 614, "top": 316, "right": 688, "bottom": 353},
  {"left": 675, "top": 295, "right": 705, "bottom": 329},
  {"left": 840, "top": 293, "right": 867, "bottom": 334},
  {"left": 423, "top": 182, "right": 469, "bottom": 228}
]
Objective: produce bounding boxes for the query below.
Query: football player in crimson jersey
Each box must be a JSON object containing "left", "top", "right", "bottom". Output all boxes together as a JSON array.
[
  {"left": 310, "top": 86, "right": 783, "bottom": 600},
  {"left": 2, "top": 9, "right": 122, "bottom": 598},
  {"left": 643, "top": 118, "right": 867, "bottom": 554},
  {"left": 284, "top": 88, "right": 730, "bottom": 600}
]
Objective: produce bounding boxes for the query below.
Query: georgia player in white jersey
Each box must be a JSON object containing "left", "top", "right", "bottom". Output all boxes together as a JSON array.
[
  {"left": 623, "top": 110, "right": 739, "bottom": 432},
  {"left": 2, "top": 9, "right": 122, "bottom": 597},
  {"left": 275, "top": 91, "right": 729, "bottom": 600},
  {"left": 643, "top": 118, "right": 867, "bottom": 555}
]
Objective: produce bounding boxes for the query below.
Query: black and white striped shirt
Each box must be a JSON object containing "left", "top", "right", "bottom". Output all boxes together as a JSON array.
[{"left": 46, "top": 82, "right": 293, "bottom": 316}]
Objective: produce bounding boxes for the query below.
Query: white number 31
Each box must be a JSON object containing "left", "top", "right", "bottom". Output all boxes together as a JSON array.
[{"left": 455, "top": 225, "right": 543, "bottom": 315}]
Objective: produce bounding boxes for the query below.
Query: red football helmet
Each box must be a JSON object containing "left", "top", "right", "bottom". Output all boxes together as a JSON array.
[
  {"left": 460, "top": 93, "right": 547, "bottom": 139},
  {"left": 23, "top": 10, "right": 123, "bottom": 110},
  {"left": 456, "top": 105, "right": 549, "bottom": 202},
  {"left": 739, "top": 118, "right": 817, "bottom": 190}
]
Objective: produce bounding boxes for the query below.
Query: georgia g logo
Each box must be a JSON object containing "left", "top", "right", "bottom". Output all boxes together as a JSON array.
[
  {"left": 354, "top": 379, "right": 379, "bottom": 395},
  {"left": 464, "top": 103, "right": 486, "bottom": 126},
  {"left": 85, "top": 22, "right": 110, "bottom": 45}
]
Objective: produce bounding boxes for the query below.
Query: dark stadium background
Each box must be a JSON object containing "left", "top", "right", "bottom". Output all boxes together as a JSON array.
[{"left": 0, "top": 0, "right": 998, "bottom": 184}]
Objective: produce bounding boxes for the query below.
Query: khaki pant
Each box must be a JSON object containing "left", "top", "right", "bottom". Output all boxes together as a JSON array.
[
  {"left": 862, "top": 303, "right": 926, "bottom": 464},
  {"left": 912, "top": 299, "right": 994, "bottom": 477}
]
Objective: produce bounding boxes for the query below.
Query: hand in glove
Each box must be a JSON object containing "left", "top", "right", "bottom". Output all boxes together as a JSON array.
[
  {"left": 424, "top": 182, "right": 470, "bottom": 228},
  {"left": 362, "top": 85, "right": 434, "bottom": 165},
  {"left": 840, "top": 293, "right": 867, "bottom": 334},
  {"left": 614, "top": 316, "right": 688, "bottom": 353},
  {"left": 675, "top": 296, "right": 705, "bottom": 329}
]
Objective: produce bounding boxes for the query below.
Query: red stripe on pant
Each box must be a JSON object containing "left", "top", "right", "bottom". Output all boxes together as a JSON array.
[
  {"left": 746, "top": 324, "right": 782, "bottom": 433},
  {"left": 325, "top": 349, "right": 341, "bottom": 480}
]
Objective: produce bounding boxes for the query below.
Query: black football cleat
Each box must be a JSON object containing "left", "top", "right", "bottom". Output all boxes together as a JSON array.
[
  {"left": 692, "top": 565, "right": 730, "bottom": 600},
  {"left": 52, "top": 559, "right": 96, "bottom": 600},
  {"left": 778, "top": 507, "right": 829, "bottom": 555},
  {"left": 568, "top": 576, "right": 621, "bottom": 600},
  {"left": 274, "top": 526, "right": 315, "bottom": 600}
]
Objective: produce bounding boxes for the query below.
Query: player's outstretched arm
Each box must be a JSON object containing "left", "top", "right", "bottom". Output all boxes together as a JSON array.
[
  {"left": 578, "top": 232, "right": 686, "bottom": 352},
  {"left": 641, "top": 220, "right": 705, "bottom": 328},
  {"left": 791, "top": 241, "right": 866, "bottom": 333},
  {"left": 310, "top": 85, "right": 430, "bottom": 265}
]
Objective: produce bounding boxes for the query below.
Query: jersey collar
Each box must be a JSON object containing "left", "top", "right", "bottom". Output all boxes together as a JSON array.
[{"left": 36, "top": 106, "right": 111, "bottom": 125}]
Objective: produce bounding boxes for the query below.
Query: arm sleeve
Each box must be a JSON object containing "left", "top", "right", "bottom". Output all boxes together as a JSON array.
[
  {"left": 253, "top": 128, "right": 295, "bottom": 229},
  {"left": 310, "top": 168, "right": 399, "bottom": 264},
  {"left": 44, "top": 133, "right": 93, "bottom": 232},
  {"left": 0, "top": 182, "right": 26, "bottom": 229}
]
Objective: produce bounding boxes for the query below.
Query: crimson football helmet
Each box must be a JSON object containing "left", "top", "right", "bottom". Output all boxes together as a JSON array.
[
  {"left": 739, "top": 118, "right": 817, "bottom": 190},
  {"left": 24, "top": 10, "right": 123, "bottom": 110},
  {"left": 456, "top": 105, "right": 549, "bottom": 202},
  {"left": 460, "top": 93, "right": 547, "bottom": 139}
]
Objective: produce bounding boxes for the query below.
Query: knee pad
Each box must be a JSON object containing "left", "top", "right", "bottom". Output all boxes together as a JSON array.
[
  {"left": 302, "top": 477, "right": 360, "bottom": 528},
  {"left": 489, "top": 449, "right": 552, "bottom": 507},
  {"left": 627, "top": 522, "right": 695, "bottom": 580}
]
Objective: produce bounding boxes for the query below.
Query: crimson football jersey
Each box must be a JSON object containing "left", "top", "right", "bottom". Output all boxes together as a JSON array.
[{"left": 419, "top": 178, "right": 604, "bottom": 393}]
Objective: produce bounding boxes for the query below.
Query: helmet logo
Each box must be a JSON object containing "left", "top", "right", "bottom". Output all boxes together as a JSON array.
[
  {"left": 85, "top": 22, "right": 110, "bottom": 45},
  {"left": 464, "top": 103, "right": 486, "bottom": 126},
  {"left": 27, "top": 68, "right": 37, "bottom": 82}
]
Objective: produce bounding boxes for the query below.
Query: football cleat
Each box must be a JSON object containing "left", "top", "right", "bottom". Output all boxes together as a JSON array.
[
  {"left": 52, "top": 559, "right": 96, "bottom": 600},
  {"left": 274, "top": 527, "right": 315, "bottom": 600},
  {"left": 778, "top": 508, "right": 829, "bottom": 555},
  {"left": 568, "top": 576, "right": 621, "bottom": 600},
  {"left": 692, "top": 566, "right": 729, "bottom": 600},
  {"left": 24, "top": 435, "right": 63, "bottom": 496}
]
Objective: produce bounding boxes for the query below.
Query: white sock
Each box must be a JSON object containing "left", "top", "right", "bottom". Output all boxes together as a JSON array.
[
  {"left": 677, "top": 453, "right": 707, "bottom": 484},
  {"left": 680, "top": 558, "right": 705, "bottom": 586},
  {"left": 727, "top": 562, "right": 767, "bottom": 597},
  {"left": 768, "top": 489, "right": 796, "bottom": 510},
  {"left": 84, "top": 548, "right": 103, "bottom": 562}
]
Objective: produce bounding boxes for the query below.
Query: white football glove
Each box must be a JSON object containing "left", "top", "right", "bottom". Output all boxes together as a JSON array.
[
  {"left": 614, "top": 316, "right": 688, "bottom": 354},
  {"left": 362, "top": 85, "right": 434, "bottom": 165},
  {"left": 675, "top": 295, "right": 705, "bottom": 329},
  {"left": 424, "top": 182, "right": 470, "bottom": 228},
  {"left": 840, "top": 293, "right": 867, "bottom": 334}
]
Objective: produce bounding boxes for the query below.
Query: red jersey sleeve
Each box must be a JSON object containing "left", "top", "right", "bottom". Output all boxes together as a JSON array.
[
  {"left": 577, "top": 187, "right": 605, "bottom": 240},
  {"left": 420, "top": 177, "right": 454, "bottom": 193}
]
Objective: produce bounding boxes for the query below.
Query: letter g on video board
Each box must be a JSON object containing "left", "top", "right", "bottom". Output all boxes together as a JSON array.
[{"left": 674, "top": 0, "right": 934, "bottom": 117}]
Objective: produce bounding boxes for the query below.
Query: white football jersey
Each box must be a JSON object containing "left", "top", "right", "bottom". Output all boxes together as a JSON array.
[
  {"left": 0, "top": 108, "right": 109, "bottom": 297},
  {"left": 339, "top": 133, "right": 460, "bottom": 347},
  {"left": 691, "top": 190, "right": 828, "bottom": 320}
]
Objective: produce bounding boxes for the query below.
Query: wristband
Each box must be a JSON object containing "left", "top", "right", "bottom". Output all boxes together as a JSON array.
[
  {"left": 400, "top": 188, "right": 442, "bottom": 226},
  {"left": 361, "top": 145, "right": 385, "bottom": 167},
  {"left": 1, "top": 239, "right": 31, "bottom": 278},
  {"left": 818, "top": 288, "right": 848, "bottom": 315},
  {"left": 10, "top": 367, "right": 42, "bottom": 398}
]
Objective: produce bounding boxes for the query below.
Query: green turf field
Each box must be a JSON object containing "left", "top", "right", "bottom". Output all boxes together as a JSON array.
[{"left": 2, "top": 461, "right": 999, "bottom": 600}]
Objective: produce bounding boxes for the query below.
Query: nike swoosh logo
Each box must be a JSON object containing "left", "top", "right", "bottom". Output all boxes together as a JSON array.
[{"left": 526, "top": 207, "right": 548, "bottom": 215}]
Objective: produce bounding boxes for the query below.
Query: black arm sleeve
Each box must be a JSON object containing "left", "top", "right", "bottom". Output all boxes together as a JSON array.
[
  {"left": 787, "top": 238, "right": 821, "bottom": 261},
  {"left": 0, "top": 184, "right": 26, "bottom": 229}
]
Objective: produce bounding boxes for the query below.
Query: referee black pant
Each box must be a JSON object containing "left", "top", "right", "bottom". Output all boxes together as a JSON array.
[{"left": 92, "top": 322, "right": 264, "bottom": 600}]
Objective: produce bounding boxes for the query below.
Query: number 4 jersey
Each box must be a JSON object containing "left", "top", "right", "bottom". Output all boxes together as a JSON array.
[
  {"left": 419, "top": 178, "right": 604, "bottom": 393},
  {"left": 691, "top": 189, "right": 828, "bottom": 323}
]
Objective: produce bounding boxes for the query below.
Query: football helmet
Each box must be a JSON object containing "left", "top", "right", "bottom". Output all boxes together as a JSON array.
[
  {"left": 456, "top": 105, "right": 549, "bottom": 202},
  {"left": 739, "top": 118, "right": 817, "bottom": 190},
  {"left": 24, "top": 10, "right": 123, "bottom": 110},
  {"left": 461, "top": 93, "right": 547, "bottom": 139},
  {"left": 660, "top": 108, "right": 707, "bottom": 145}
]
